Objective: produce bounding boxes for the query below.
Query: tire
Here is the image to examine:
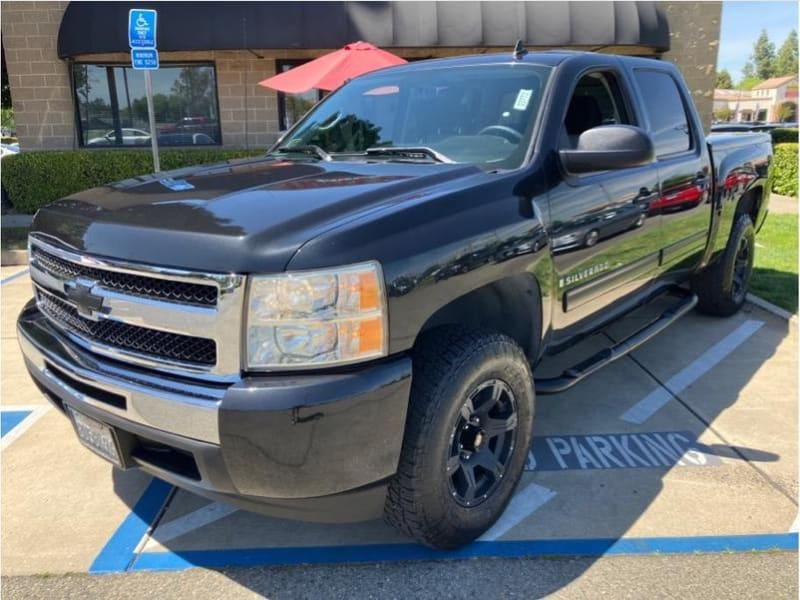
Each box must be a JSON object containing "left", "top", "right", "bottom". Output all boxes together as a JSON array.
[
  {"left": 693, "top": 213, "right": 755, "bottom": 317},
  {"left": 584, "top": 230, "right": 599, "bottom": 247},
  {"left": 384, "top": 327, "right": 535, "bottom": 549}
]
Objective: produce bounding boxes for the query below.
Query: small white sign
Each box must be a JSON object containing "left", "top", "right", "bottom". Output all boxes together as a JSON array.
[{"left": 513, "top": 89, "right": 533, "bottom": 111}]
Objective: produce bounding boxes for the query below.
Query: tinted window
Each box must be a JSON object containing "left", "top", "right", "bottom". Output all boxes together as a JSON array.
[
  {"left": 562, "top": 72, "right": 630, "bottom": 148},
  {"left": 633, "top": 70, "right": 691, "bottom": 156},
  {"left": 279, "top": 64, "right": 552, "bottom": 170},
  {"left": 73, "top": 64, "right": 220, "bottom": 147}
]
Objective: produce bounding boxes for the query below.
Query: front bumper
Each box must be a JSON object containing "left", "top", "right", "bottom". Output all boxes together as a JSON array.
[{"left": 17, "top": 300, "right": 412, "bottom": 522}]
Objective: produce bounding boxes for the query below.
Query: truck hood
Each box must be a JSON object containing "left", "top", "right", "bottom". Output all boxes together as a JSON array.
[{"left": 32, "top": 157, "right": 481, "bottom": 273}]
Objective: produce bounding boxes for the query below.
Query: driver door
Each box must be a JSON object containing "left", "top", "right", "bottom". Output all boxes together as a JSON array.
[{"left": 548, "top": 70, "right": 661, "bottom": 332}]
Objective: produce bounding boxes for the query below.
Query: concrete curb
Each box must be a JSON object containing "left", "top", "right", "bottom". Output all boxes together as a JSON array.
[
  {"left": 0, "top": 249, "right": 27, "bottom": 266},
  {"left": 746, "top": 293, "right": 797, "bottom": 322}
]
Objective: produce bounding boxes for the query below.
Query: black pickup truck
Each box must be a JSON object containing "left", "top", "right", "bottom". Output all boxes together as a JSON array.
[{"left": 18, "top": 50, "right": 772, "bottom": 549}]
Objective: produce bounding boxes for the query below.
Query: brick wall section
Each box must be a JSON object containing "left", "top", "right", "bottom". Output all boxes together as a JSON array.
[
  {"left": 660, "top": 1, "right": 722, "bottom": 133},
  {"left": 2, "top": 2, "right": 722, "bottom": 149},
  {"left": 2, "top": 1, "right": 73, "bottom": 149}
]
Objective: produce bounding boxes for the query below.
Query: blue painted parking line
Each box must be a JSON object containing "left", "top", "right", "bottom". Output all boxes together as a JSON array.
[
  {"left": 128, "top": 533, "right": 798, "bottom": 573},
  {"left": 1, "top": 405, "right": 50, "bottom": 450},
  {"left": 90, "top": 478, "right": 174, "bottom": 574},
  {"left": 1, "top": 410, "right": 32, "bottom": 438},
  {"left": 0, "top": 268, "right": 29, "bottom": 286},
  {"left": 97, "top": 479, "right": 798, "bottom": 575}
]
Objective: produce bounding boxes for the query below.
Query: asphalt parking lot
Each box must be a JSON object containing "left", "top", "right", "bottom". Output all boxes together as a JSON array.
[{"left": 1, "top": 264, "right": 798, "bottom": 598}]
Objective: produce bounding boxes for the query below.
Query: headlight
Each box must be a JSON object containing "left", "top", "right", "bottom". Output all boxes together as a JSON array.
[{"left": 246, "top": 261, "right": 387, "bottom": 369}]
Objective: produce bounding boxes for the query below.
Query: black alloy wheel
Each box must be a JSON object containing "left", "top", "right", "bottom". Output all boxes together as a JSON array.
[{"left": 447, "top": 379, "right": 518, "bottom": 507}]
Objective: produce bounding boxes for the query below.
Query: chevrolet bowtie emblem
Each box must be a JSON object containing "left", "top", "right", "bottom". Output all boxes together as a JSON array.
[{"left": 64, "top": 277, "right": 108, "bottom": 321}]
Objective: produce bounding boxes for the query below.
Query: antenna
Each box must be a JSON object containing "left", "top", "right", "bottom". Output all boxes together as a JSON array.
[{"left": 513, "top": 39, "right": 528, "bottom": 60}]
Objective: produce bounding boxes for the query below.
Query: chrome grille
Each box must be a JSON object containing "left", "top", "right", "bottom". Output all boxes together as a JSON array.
[
  {"left": 28, "top": 235, "right": 246, "bottom": 381},
  {"left": 37, "top": 291, "right": 217, "bottom": 366},
  {"left": 31, "top": 246, "right": 218, "bottom": 307}
]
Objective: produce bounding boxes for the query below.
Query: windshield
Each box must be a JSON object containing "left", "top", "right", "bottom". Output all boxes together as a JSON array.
[{"left": 275, "top": 63, "right": 552, "bottom": 170}]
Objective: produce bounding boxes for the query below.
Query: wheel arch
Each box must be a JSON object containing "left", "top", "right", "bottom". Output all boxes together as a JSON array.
[
  {"left": 415, "top": 273, "right": 544, "bottom": 361},
  {"left": 735, "top": 184, "right": 764, "bottom": 230}
]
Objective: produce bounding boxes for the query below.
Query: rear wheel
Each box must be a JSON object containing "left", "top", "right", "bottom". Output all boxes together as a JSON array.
[
  {"left": 584, "top": 230, "right": 599, "bottom": 247},
  {"left": 693, "top": 213, "right": 755, "bottom": 317},
  {"left": 384, "top": 327, "right": 534, "bottom": 549}
]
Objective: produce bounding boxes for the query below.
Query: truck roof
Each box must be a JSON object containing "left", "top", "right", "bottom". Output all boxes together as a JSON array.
[{"left": 380, "top": 49, "right": 669, "bottom": 74}]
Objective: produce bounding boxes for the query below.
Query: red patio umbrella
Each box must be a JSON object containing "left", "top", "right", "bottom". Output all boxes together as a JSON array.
[{"left": 258, "top": 41, "right": 406, "bottom": 94}]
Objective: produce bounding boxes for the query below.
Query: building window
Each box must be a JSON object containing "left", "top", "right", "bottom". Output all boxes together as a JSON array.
[
  {"left": 275, "top": 59, "right": 324, "bottom": 132},
  {"left": 72, "top": 63, "right": 221, "bottom": 147}
]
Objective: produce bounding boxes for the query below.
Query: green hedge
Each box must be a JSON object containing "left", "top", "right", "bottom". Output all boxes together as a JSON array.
[
  {"left": 2, "top": 148, "right": 265, "bottom": 214},
  {"left": 770, "top": 128, "right": 799, "bottom": 145},
  {"left": 773, "top": 143, "right": 798, "bottom": 198}
]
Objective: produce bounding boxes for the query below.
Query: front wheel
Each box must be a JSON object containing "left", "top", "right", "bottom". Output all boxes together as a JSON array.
[
  {"left": 384, "top": 327, "right": 534, "bottom": 549},
  {"left": 693, "top": 213, "right": 755, "bottom": 317}
]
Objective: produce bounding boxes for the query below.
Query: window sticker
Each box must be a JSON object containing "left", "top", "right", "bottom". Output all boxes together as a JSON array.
[{"left": 513, "top": 89, "right": 533, "bottom": 111}]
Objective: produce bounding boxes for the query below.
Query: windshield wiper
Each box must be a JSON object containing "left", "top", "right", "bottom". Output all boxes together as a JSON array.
[
  {"left": 364, "top": 146, "right": 454, "bottom": 164},
  {"left": 273, "top": 144, "right": 332, "bottom": 162}
]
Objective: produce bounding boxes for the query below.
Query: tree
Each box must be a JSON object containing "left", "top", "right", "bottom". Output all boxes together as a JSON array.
[
  {"left": 716, "top": 68, "right": 733, "bottom": 89},
  {"left": 713, "top": 107, "right": 732, "bottom": 122},
  {"left": 751, "top": 29, "right": 776, "bottom": 80},
  {"left": 171, "top": 67, "right": 213, "bottom": 117},
  {"left": 775, "top": 29, "right": 798, "bottom": 76},
  {"left": 776, "top": 101, "right": 797, "bottom": 122},
  {"left": 736, "top": 76, "right": 762, "bottom": 90}
]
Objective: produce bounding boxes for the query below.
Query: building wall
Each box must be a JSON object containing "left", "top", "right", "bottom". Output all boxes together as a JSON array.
[
  {"left": 2, "top": 1, "right": 722, "bottom": 151},
  {"left": 1, "top": 1, "right": 72, "bottom": 148},
  {"left": 659, "top": 1, "right": 722, "bottom": 133},
  {"left": 714, "top": 80, "right": 798, "bottom": 122}
]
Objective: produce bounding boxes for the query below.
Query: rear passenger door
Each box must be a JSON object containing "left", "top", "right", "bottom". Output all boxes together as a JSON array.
[
  {"left": 549, "top": 70, "right": 661, "bottom": 331},
  {"left": 630, "top": 68, "right": 713, "bottom": 276}
]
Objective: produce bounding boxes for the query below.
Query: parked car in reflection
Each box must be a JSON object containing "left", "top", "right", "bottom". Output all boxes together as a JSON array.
[
  {"left": 649, "top": 182, "right": 705, "bottom": 212},
  {"left": 552, "top": 201, "right": 647, "bottom": 251},
  {"left": 86, "top": 128, "right": 151, "bottom": 146},
  {"left": 157, "top": 132, "right": 216, "bottom": 146}
]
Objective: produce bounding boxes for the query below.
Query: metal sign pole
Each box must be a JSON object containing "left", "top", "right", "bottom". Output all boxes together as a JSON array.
[{"left": 143, "top": 69, "right": 160, "bottom": 173}]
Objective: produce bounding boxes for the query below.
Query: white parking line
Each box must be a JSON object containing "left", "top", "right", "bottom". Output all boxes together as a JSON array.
[
  {"left": 143, "top": 501, "right": 239, "bottom": 550},
  {"left": 478, "top": 483, "right": 557, "bottom": 541},
  {"left": 621, "top": 320, "right": 764, "bottom": 424},
  {"left": 1, "top": 405, "right": 50, "bottom": 451}
]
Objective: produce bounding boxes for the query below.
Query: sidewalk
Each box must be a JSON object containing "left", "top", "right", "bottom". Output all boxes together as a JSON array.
[
  {"left": 1, "top": 214, "right": 33, "bottom": 227},
  {"left": 769, "top": 193, "right": 797, "bottom": 215}
]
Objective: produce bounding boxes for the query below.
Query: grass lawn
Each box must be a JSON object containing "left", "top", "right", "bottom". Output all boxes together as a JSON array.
[
  {"left": 751, "top": 214, "right": 798, "bottom": 313},
  {"left": 1, "top": 226, "right": 29, "bottom": 251}
]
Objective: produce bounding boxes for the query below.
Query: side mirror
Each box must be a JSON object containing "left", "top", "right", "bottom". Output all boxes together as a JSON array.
[{"left": 560, "top": 125, "right": 654, "bottom": 174}]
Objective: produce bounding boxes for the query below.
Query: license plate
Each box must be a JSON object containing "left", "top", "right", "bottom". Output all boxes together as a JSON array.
[{"left": 66, "top": 407, "right": 122, "bottom": 467}]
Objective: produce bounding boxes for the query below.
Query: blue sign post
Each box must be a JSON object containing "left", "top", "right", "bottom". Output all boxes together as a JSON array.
[{"left": 128, "top": 8, "right": 160, "bottom": 172}]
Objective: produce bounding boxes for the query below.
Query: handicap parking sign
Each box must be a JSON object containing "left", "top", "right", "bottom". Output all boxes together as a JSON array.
[{"left": 129, "top": 9, "right": 157, "bottom": 48}]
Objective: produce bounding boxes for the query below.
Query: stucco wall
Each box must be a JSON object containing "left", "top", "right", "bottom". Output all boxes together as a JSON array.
[{"left": 660, "top": 1, "right": 722, "bottom": 132}]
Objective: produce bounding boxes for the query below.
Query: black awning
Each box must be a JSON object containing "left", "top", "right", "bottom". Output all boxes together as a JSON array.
[{"left": 58, "top": 1, "right": 669, "bottom": 59}]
